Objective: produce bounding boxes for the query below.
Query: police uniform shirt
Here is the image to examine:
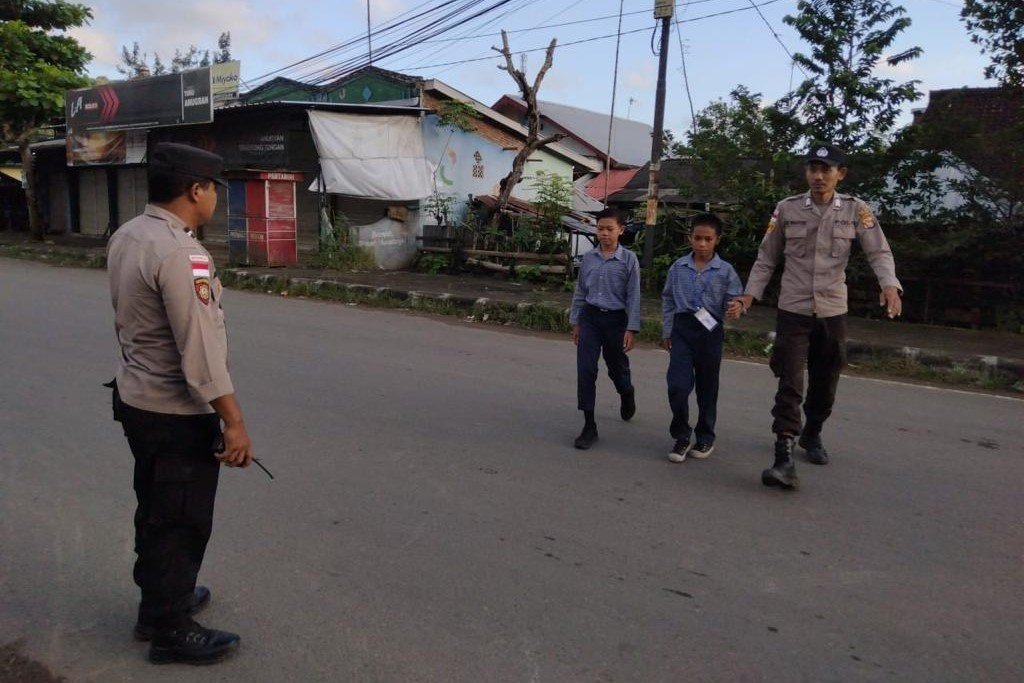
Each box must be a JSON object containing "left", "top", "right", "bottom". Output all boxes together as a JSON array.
[
  {"left": 108, "top": 204, "right": 233, "bottom": 415},
  {"left": 744, "top": 192, "right": 902, "bottom": 317}
]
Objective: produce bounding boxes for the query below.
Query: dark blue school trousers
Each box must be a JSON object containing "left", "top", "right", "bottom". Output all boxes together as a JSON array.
[
  {"left": 577, "top": 304, "right": 633, "bottom": 412},
  {"left": 667, "top": 312, "right": 724, "bottom": 444}
]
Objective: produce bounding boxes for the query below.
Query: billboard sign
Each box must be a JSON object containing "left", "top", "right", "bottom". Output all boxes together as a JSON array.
[
  {"left": 211, "top": 61, "right": 241, "bottom": 107},
  {"left": 66, "top": 67, "right": 213, "bottom": 133},
  {"left": 67, "top": 129, "right": 147, "bottom": 167}
]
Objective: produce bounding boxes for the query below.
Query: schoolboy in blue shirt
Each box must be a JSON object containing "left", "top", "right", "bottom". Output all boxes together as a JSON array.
[
  {"left": 570, "top": 208, "right": 641, "bottom": 450},
  {"left": 661, "top": 213, "right": 744, "bottom": 462}
]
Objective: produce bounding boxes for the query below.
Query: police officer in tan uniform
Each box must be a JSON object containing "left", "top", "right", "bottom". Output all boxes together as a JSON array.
[
  {"left": 736, "top": 143, "right": 902, "bottom": 490},
  {"left": 107, "top": 142, "right": 252, "bottom": 664}
]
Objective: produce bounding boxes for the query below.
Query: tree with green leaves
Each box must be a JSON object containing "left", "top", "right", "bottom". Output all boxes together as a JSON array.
[
  {"left": 0, "top": 0, "right": 92, "bottom": 238},
  {"left": 669, "top": 86, "right": 804, "bottom": 275},
  {"left": 961, "top": 1, "right": 1024, "bottom": 88},
  {"left": 117, "top": 32, "right": 232, "bottom": 80},
  {"left": 781, "top": 0, "right": 922, "bottom": 152}
]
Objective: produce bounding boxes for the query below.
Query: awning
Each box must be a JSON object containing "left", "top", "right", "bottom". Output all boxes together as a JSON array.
[
  {"left": 1, "top": 166, "right": 23, "bottom": 183},
  {"left": 307, "top": 110, "right": 433, "bottom": 200}
]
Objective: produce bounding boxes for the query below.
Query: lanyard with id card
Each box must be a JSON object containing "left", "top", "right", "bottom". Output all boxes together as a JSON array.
[{"left": 690, "top": 266, "right": 719, "bottom": 331}]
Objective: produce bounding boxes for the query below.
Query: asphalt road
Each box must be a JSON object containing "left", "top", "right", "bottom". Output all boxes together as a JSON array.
[{"left": 1, "top": 258, "right": 1021, "bottom": 683}]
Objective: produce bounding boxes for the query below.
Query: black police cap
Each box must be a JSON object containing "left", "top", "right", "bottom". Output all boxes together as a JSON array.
[
  {"left": 149, "top": 142, "right": 227, "bottom": 187},
  {"left": 806, "top": 142, "right": 846, "bottom": 167}
]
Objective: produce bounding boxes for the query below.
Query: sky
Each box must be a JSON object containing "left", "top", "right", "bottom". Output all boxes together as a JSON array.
[{"left": 71, "top": 0, "right": 991, "bottom": 138}]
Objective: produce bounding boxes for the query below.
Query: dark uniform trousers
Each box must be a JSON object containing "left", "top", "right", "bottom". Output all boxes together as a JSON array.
[
  {"left": 115, "top": 391, "right": 221, "bottom": 630},
  {"left": 577, "top": 304, "right": 633, "bottom": 412},
  {"left": 667, "top": 312, "right": 724, "bottom": 443},
  {"left": 770, "top": 310, "right": 848, "bottom": 437}
]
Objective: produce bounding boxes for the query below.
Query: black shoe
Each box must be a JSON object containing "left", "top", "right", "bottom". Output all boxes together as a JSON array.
[
  {"left": 619, "top": 389, "right": 636, "bottom": 421},
  {"left": 149, "top": 620, "right": 240, "bottom": 666},
  {"left": 135, "top": 586, "right": 212, "bottom": 641},
  {"left": 668, "top": 438, "right": 690, "bottom": 463},
  {"left": 799, "top": 431, "right": 829, "bottom": 465},
  {"left": 690, "top": 442, "right": 715, "bottom": 459},
  {"left": 574, "top": 423, "right": 598, "bottom": 449},
  {"left": 761, "top": 438, "right": 799, "bottom": 490}
]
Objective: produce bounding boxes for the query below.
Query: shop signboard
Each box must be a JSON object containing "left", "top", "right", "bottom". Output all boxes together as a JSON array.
[{"left": 66, "top": 67, "right": 213, "bottom": 134}]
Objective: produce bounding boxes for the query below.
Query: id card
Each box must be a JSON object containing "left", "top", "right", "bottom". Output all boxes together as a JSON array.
[{"left": 694, "top": 307, "right": 719, "bottom": 331}]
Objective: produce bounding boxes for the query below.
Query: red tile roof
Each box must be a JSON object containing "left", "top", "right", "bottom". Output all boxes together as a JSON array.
[{"left": 584, "top": 168, "right": 642, "bottom": 200}]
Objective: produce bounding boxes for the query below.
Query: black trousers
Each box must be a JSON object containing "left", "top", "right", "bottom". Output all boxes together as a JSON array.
[
  {"left": 769, "top": 310, "right": 847, "bottom": 437},
  {"left": 576, "top": 304, "right": 633, "bottom": 412},
  {"left": 116, "top": 393, "right": 221, "bottom": 630},
  {"left": 667, "top": 313, "right": 724, "bottom": 444}
]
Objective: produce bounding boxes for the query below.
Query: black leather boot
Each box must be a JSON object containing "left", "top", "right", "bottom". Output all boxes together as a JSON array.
[
  {"left": 762, "top": 437, "right": 799, "bottom": 490},
  {"left": 149, "top": 620, "right": 240, "bottom": 665},
  {"left": 799, "top": 428, "right": 830, "bottom": 465},
  {"left": 135, "top": 586, "right": 212, "bottom": 641}
]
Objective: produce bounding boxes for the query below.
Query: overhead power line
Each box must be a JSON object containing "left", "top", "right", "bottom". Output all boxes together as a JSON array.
[
  {"left": 744, "top": 0, "right": 809, "bottom": 79},
  {"left": 409, "top": 0, "right": 784, "bottom": 71}
]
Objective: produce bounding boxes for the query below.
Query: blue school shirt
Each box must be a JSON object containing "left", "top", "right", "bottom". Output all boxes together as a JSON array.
[
  {"left": 569, "top": 245, "right": 642, "bottom": 331},
  {"left": 661, "top": 253, "right": 744, "bottom": 338}
]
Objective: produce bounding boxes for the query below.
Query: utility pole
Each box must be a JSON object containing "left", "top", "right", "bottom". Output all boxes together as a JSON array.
[
  {"left": 642, "top": 0, "right": 674, "bottom": 274},
  {"left": 367, "top": 0, "right": 373, "bottom": 64}
]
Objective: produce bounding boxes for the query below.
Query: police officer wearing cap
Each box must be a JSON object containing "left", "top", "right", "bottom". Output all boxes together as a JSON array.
[
  {"left": 735, "top": 143, "right": 902, "bottom": 490},
  {"left": 107, "top": 142, "right": 253, "bottom": 664}
]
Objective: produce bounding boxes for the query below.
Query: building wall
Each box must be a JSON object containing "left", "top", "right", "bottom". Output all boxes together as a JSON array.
[
  {"left": 422, "top": 114, "right": 574, "bottom": 222},
  {"left": 77, "top": 168, "right": 108, "bottom": 236}
]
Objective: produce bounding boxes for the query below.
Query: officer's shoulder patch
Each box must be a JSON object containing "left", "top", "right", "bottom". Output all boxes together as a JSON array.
[
  {"left": 765, "top": 208, "right": 779, "bottom": 235},
  {"left": 857, "top": 203, "right": 877, "bottom": 229},
  {"left": 194, "top": 277, "right": 211, "bottom": 305}
]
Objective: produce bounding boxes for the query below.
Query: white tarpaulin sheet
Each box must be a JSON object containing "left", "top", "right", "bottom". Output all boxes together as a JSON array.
[{"left": 308, "top": 110, "right": 434, "bottom": 200}]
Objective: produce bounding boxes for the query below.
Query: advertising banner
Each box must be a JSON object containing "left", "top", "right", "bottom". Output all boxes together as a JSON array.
[
  {"left": 211, "top": 61, "right": 241, "bottom": 107},
  {"left": 67, "top": 129, "right": 148, "bottom": 166},
  {"left": 66, "top": 68, "right": 213, "bottom": 133}
]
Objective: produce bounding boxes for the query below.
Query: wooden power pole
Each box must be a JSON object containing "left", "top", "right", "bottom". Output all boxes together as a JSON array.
[{"left": 642, "top": 0, "right": 674, "bottom": 273}]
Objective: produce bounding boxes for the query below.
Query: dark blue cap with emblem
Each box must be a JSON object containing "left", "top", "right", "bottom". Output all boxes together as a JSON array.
[
  {"left": 806, "top": 142, "right": 846, "bottom": 167},
  {"left": 149, "top": 142, "right": 228, "bottom": 187}
]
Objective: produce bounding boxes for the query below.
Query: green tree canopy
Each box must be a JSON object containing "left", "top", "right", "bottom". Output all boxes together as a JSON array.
[
  {"left": 0, "top": 0, "right": 92, "bottom": 238},
  {"left": 781, "top": 0, "right": 922, "bottom": 151},
  {"left": 117, "top": 32, "right": 232, "bottom": 79},
  {"left": 961, "top": 1, "right": 1024, "bottom": 88},
  {"left": 0, "top": 0, "right": 92, "bottom": 143},
  {"left": 669, "top": 87, "right": 805, "bottom": 276}
]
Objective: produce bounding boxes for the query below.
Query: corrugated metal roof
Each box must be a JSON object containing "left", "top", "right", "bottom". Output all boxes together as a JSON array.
[
  {"left": 217, "top": 100, "right": 427, "bottom": 114},
  {"left": 496, "top": 96, "right": 653, "bottom": 167}
]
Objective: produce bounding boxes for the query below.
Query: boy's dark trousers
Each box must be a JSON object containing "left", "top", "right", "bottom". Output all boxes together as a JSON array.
[
  {"left": 769, "top": 310, "right": 847, "bottom": 437},
  {"left": 577, "top": 304, "right": 633, "bottom": 412},
  {"left": 116, "top": 394, "right": 221, "bottom": 631},
  {"left": 667, "top": 312, "right": 724, "bottom": 443}
]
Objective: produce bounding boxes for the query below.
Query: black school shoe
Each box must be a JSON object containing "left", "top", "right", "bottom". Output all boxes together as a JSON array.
[
  {"left": 574, "top": 423, "right": 598, "bottom": 449},
  {"left": 149, "top": 620, "right": 240, "bottom": 665},
  {"left": 620, "top": 389, "right": 636, "bottom": 421},
  {"left": 134, "top": 586, "right": 211, "bottom": 641},
  {"left": 761, "top": 438, "right": 799, "bottom": 490},
  {"left": 799, "top": 431, "right": 830, "bottom": 465},
  {"left": 690, "top": 442, "right": 715, "bottom": 459}
]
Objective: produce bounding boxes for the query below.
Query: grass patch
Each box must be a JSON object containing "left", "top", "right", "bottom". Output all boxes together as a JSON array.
[{"left": 0, "top": 244, "right": 106, "bottom": 268}]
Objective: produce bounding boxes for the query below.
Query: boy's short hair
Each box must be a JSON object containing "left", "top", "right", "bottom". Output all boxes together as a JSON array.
[
  {"left": 595, "top": 207, "right": 627, "bottom": 226},
  {"left": 690, "top": 212, "right": 724, "bottom": 236}
]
